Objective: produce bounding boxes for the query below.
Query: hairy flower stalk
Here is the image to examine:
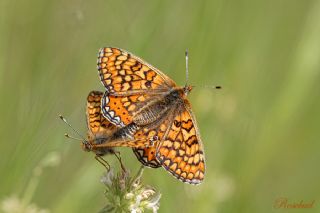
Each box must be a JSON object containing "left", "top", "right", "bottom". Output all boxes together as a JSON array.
[{"left": 99, "top": 166, "right": 161, "bottom": 213}]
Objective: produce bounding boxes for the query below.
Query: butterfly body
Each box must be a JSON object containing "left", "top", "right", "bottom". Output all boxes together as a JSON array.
[{"left": 108, "top": 123, "right": 138, "bottom": 141}]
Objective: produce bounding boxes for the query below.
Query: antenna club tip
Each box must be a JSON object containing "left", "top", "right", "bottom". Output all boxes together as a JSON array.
[
  {"left": 59, "top": 114, "right": 67, "bottom": 122},
  {"left": 64, "top": 133, "right": 69, "bottom": 137}
]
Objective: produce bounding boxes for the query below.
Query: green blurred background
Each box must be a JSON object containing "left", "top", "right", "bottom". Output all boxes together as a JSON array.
[{"left": 1, "top": 0, "right": 319, "bottom": 212}]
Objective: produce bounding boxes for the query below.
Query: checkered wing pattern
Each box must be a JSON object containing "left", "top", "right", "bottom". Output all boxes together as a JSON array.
[
  {"left": 156, "top": 102, "right": 205, "bottom": 185},
  {"left": 131, "top": 116, "right": 173, "bottom": 168},
  {"left": 86, "top": 91, "right": 117, "bottom": 136},
  {"left": 97, "top": 47, "right": 176, "bottom": 128}
]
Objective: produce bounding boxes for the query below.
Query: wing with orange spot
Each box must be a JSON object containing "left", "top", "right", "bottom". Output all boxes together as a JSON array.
[
  {"left": 133, "top": 146, "right": 160, "bottom": 168},
  {"left": 97, "top": 47, "right": 176, "bottom": 127},
  {"left": 97, "top": 47, "right": 176, "bottom": 94},
  {"left": 86, "top": 91, "right": 118, "bottom": 136},
  {"left": 156, "top": 102, "right": 205, "bottom": 185},
  {"left": 131, "top": 113, "right": 174, "bottom": 168},
  {"left": 100, "top": 92, "right": 153, "bottom": 127}
]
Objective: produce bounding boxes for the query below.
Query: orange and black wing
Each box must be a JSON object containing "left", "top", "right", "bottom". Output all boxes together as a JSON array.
[
  {"left": 97, "top": 47, "right": 175, "bottom": 94},
  {"left": 97, "top": 47, "right": 176, "bottom": 127},
  {"left": 131, "top": 118, "right": 173, "bottom": 168},
  {"left": 86, "top": 91, "right": 118, "bottom": 136},
  {"left": 156, "top": 101, "right": 205, "bottom": 185},
  {"left": 133, "top": 146, "right": 160, "bottom": 168}
]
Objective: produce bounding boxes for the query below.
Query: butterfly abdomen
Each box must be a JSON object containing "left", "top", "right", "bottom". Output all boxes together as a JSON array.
[
  {"left": 111, "top": 123, "right": 138, "bottom": 140},
  {"left": 133, "top": 102, "right": 168, "bottom": 126}
]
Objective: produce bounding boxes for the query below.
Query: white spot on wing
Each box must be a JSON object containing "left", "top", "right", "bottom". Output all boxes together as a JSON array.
[
  {"left": 104, "top": 96, "right": 109, "bottom": 104},
  {"left": 109, "top": 111, "right": 115, "bottom": 117},
  {"left": 114, "top": 116, "right": 120, "bottom": 122}
]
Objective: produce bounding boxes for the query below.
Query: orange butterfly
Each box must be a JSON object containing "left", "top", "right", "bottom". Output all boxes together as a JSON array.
[{"left": 97, "top": 47, "right": 205, "bottom": 184}]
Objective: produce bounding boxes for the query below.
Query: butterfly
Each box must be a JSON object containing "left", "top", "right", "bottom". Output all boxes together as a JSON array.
[{"left": 96, "top": 47, "right": 205, "bottom": 184}]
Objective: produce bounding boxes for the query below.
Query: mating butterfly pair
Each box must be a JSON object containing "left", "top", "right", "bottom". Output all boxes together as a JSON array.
[{"left": 85, "top": 47, "right": 205, "bottom": 185}]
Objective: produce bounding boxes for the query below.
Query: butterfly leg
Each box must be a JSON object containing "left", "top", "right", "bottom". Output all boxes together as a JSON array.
[
  {"left": 95, "top": 155, "right": 110, "bottom": 171},
  {"left": 92, "top": 136, "right": 159, "bottom": 149},
  {"left": 113, "top": 151, "right": 126, "bottom": 172}
]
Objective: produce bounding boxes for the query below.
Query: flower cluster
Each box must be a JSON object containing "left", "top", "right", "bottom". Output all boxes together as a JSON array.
[{"left": 100, "top": 166, "right": 161, "bottom": 213}]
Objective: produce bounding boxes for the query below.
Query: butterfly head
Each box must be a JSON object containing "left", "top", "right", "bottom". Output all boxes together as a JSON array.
[
  {"left": 82, "top": 133, "right": 102, "bottom": 152},
  {"left": 81, "top": 140, "right": 92, "bottom": 152}
]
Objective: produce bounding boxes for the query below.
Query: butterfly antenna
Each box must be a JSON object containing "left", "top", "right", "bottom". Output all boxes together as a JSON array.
[
  {"left": 185, "top": 49, "right": 189, "bottom": 86},
  {"left": 64, "top": 133, "right": 83, "bottom": 141},
  {"left": 184, "top": 49, "right": 222, "bottom": 90},
  {"left": 203, "top": 85, "right": 222, "bottom": 89},
  {"left": 59, "top": 115, "right": 87, "bottom": 141}
]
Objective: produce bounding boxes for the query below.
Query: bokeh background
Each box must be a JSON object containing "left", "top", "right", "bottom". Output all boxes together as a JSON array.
[{"left": 1, "top": 0, "right": 320, "bottom": 212}]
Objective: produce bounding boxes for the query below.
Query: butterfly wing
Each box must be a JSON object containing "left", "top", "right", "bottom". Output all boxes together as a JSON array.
[
  {"left": 86, "top": 91, "right": 118, "bottom": 136},
  {"left": 97, "top": 47, "right": 176, "bottom": 94},
  {"left": 131, "top": 117, "right": 173, "bottom": 168},
  {"left": 133, "top": 146, "right": 160, "bottom": 168},
  {"left": 156, "top": 101, "right": 205, "bottom": 185},
  {"left": 97, "top": 47, "right": 176, "bottom": 127},
  {"left": 86, "top": 91, "right": 118, "bottom": 155}
]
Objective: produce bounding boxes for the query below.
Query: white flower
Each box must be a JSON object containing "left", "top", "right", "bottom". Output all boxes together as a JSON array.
[
  {"left": 146, "top": 192, "right": 161, "bottom": 212},
  {"left": 100, "top": 166, "right": 161, "bottom": 213},
  {"left": 140, "top": 188, "right": 156, "bottom": 200}
]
